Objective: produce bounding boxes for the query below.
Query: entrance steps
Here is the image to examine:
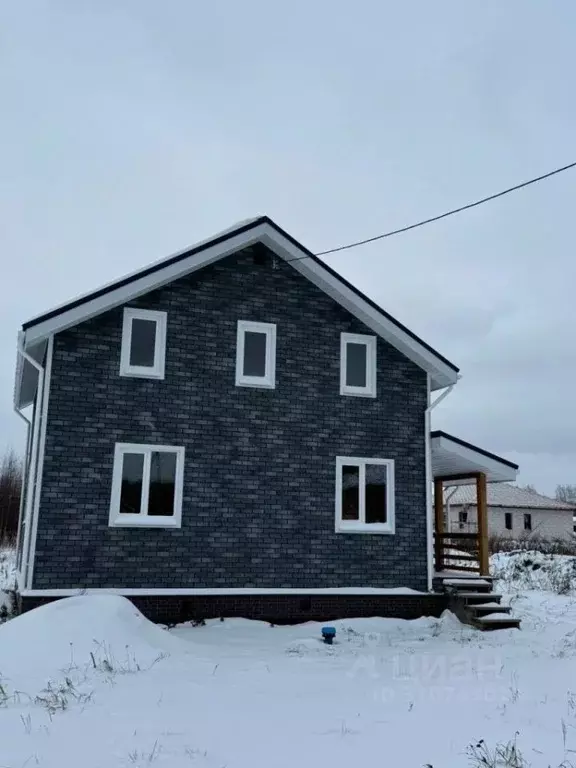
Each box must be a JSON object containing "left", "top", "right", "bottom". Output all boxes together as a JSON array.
[{"left": 434, "top": 575, "right": 520, "bottom": 631}]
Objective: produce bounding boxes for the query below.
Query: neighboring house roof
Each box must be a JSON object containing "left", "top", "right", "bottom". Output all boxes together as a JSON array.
[
  {"left": 15, "top": 216, "right": 460, "bottom": 407},
  {"left": 447, "top": 483, "right": 576, "bottom": 511}
]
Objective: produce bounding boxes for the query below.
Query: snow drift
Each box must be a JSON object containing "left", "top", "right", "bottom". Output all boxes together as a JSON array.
[
  {"left": 0, "top": 595, "right": 183, "bottom": 692},
  {"left": 492, "top": 550, "right": 576, "bottom": 594}
]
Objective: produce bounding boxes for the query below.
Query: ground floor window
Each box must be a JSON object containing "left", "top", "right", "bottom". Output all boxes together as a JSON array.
[
  {"left": 505, "top": 512, "right": 513, "bottom": 530},
  {"left": 109, "top": 443, "right": 185, "bottom": 528},
  {"left": 335, "top": 456, "right": 395, "bottom": 534},
  {"left": 524, "top": 513, "right": 532, "bottom": 531}
]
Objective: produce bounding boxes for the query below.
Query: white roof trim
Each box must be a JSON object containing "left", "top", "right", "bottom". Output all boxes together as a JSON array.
[
  {"left": 23, "top": 227, "right": 264, "bottom": 344},
  {"left": 20, "top": 219, "right": 459, "bottom": 391},
  {"left": 258, "top": 229, "right": 458, "bottom": 390},
  {"left": 431, "top": 433, "right": 518, "bottom": 485}
]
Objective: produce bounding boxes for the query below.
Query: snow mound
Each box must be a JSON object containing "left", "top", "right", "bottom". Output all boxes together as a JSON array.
[
  {"left": 492, "top": 550, "right": 576, "bottom": 594},
  {"left": 0, "top": 595, "right": 185, "bottom": 692}
]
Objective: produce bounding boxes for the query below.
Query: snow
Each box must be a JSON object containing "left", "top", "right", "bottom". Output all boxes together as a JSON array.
[
  {"left": 2, "top": 553, "right": 576, "bottom": 765},
  {"left": 0, "top": 545, "right": 15, "bottom": 590},
  {"left": 0, "top": 594, "right": 182, "bottom": 692},
  {"left": 0, "top": 545, "right": 16, "bottom": 617},
  {"left": 492, "top": 549, "right": 576, "bottom": 593},
  {"left": 474, "top": 613, "right": 515, "bottom": 622}
]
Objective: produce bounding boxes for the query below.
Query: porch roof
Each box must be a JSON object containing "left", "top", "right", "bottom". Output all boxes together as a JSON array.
[{"left": 431, "top": 431, "right": 518, "bottom": 486}]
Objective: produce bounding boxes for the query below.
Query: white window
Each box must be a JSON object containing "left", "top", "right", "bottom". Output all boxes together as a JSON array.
[
  {"left": 335, "top": 456, "right": 395, "bottom": 534},
  {"left": 235, "top": 320, "right": 276, "bottom": 389},
  {"left": 109, "top": 443, "right": 184, "bottom": 528},
  {"left": 120, "top": 308, "right": 167, "bottom": 379},
  {"left": 340, "top": 333, "right": 376, "bottom": 397}
]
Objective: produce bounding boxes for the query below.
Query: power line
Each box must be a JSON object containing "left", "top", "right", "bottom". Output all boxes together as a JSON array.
[{"left": 290, "top": 160, "right": 576, "bottom": 262}]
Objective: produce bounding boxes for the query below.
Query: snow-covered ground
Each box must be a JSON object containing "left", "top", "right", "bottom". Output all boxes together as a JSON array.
[{"left": 1, "top": 553, "right": 576, "bottom": 766}]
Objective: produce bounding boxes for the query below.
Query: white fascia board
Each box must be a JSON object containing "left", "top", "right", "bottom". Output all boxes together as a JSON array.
[
  {"left": 22, "top": 220, "right": 457, "bottom": 389},
  {"left": 23, "top": 227, "right": 266, "bottom": 345},
  {"left": 433, "top": 435, "right": 518, "bottom": 483},
  {"left": 13, "top": 331, "right": 25, "bottom": 410},
  {"left": 15, "top": 337, "right": 46, "bottom": 410},
  {"left": 258, "top": 228, "right": 458, "bottom": 390}
]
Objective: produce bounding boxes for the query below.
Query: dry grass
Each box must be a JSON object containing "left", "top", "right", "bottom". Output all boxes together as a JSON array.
[{"left": 489, "top": 533, "right": 576, "bottom": 557}]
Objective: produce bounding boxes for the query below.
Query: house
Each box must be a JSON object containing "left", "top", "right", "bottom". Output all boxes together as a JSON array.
[
  {"left": 13, "top": 216, "right": 519, "bottom": 624},
  {"left": 446, "top": 483, "right": 576, "bottom": 542}
]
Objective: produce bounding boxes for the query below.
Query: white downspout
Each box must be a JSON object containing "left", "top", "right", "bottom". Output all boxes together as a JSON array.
[
  {"left": 16, "top": 335, "right": 45, "bottom": 590},
  {"left": 13, "top": 404, "right": 31, "bottom": 589},
  {"left": 425, "top": 378, "right": 458, "bottom": 591}
]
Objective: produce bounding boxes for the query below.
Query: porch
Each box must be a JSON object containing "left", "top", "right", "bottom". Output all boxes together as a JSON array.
[{"left": 431, "top": 431, "right": 519, "bottom": 576}]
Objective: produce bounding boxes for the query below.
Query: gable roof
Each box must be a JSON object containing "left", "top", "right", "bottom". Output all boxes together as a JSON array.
[
  {"left": 16, "top": 216, "right": 459, "bottom": 406},
  {"left": 447, "top": 483, "right": 576, "bottom": 511}
]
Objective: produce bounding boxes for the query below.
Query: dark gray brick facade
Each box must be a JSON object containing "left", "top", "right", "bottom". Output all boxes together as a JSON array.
[
  {"left": 33, "top": 247, "right": 429, "bottom": 590},
  {"left": 21, "top": 593, "right": 448, "bottom": 624}
]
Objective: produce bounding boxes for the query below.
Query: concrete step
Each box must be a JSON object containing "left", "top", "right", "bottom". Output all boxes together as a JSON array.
[
  {"left": 442, "top": 578, "right": 493, "bottom": 593},
  {"left": 472, "top": 614, "right": 521, "bottom": 631},
  {"left": 466, "top": 603, "right": 511, "bottom": 618},
  {"left": 454, "top": 592, "right": 502, "bottom": 605}
]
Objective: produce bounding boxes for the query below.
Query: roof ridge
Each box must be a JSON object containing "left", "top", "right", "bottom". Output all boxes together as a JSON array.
[{"left": 447, "top": 482, "right": 576, "bottom": 510}]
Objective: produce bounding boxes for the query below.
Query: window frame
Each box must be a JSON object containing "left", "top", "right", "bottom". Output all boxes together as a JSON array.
[
  {"left": 340, "top": 333, "right": 377, "bottom": 397},
  {"left": 109, "top": 443, "right": 185, "bottom": 528},
  {"left": 523, "top": 513, "right": 532, "bottom": 531},
  {"left": 120, "top": 308, "right": 167, "bottom": 380},
  {"left": 504, "top": 512, "right": 513, "bottom": 531},
  {"left": 235, "top": 320, "right": 276, "bottom": 389},
  {"left": 335, "top": 456, "right": 395, "bottom": 534}
]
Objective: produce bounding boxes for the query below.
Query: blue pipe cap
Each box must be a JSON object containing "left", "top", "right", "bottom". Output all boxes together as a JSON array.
[{"left": 321, "top": 626, "right": 336, "bottom": 638}]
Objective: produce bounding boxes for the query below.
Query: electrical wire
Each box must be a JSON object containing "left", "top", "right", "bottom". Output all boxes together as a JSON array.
[{"left": 287, "top": 160, "right": 576, "bottom": 262}]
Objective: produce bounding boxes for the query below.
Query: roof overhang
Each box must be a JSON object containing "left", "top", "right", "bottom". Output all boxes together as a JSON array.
[
  {"left": 14, "top": 335, "right": 47, "bottom": 409},
  {"left": 431, "top": 430, "right": 519, "bottom": 485},
  {"left": 17, "top": 217, "right": 459, "bottom": 407}
]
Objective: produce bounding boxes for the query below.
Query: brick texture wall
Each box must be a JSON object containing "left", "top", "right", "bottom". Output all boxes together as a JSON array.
[
  {"left": 20, "top": 594, "right": 448, "bottom": 625},
  {"left": 33, "top": 246, "right": 428, "bottom": 590}
]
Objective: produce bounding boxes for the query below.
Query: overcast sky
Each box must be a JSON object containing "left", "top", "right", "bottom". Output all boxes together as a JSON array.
[{"left": 2, "top": 1, "right": 575, "bottom": 494}]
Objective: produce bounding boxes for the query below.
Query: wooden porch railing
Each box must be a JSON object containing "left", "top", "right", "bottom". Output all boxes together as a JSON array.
[
  {"left": 434, "top": 472, "right": 490, "bottom": 576},
  {"left": 434, "top": 532, "right": 480, "bottom": 573}
]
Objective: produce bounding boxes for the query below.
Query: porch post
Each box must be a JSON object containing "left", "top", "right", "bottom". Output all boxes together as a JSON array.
[
  {"left": 476, "top": 472, "right": 489, "bottom": 576},
  {"left": 434, "top": 478, "right": 444, "bottom": 572}
]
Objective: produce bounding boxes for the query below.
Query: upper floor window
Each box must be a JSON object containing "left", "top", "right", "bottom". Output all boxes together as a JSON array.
[
  {"left": 340, "top": 333, "right": 376, "bottom": 397},
  {"left": 109, "top": 443, "right": 184, "bottom": 528},
  {"left": 120, "top": 308, "right": 167, "bottom": 380},
  {"left": 335, "top": 456, "right": 395, "bottom": 534},
  {"left": 235, "top": 320, "right": 276, "bottom": 389}
]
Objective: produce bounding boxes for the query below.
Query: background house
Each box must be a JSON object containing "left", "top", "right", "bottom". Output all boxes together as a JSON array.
[{"left": 446, "top": 484, "right": 576, "bottom": 541}]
